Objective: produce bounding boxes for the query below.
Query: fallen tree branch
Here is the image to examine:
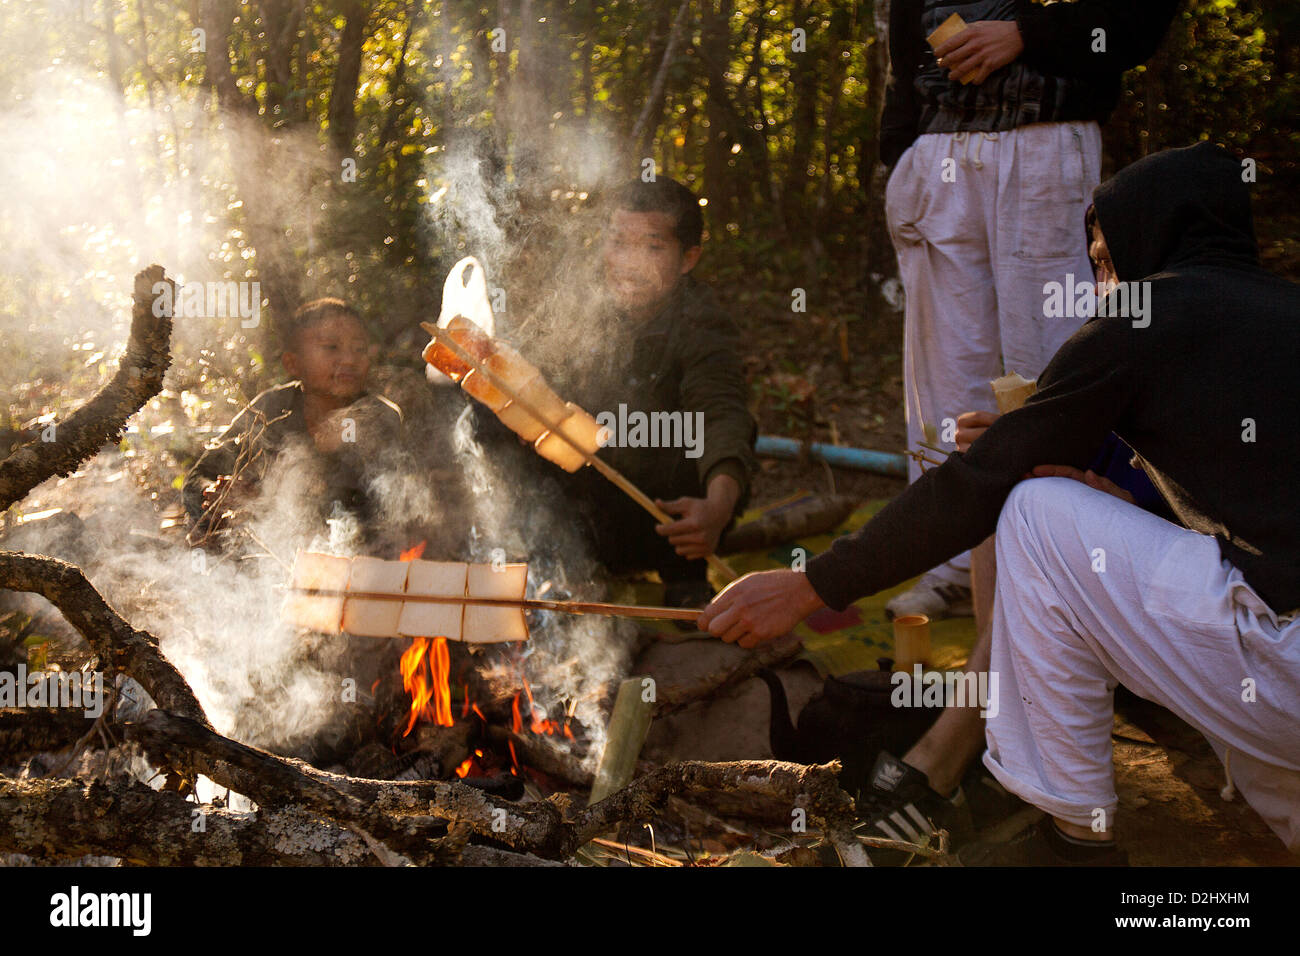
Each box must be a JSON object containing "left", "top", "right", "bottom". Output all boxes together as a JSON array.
[
  {"left": 0, "top": 553, "right": 208, "bottom": 726},
  {"left": 0, "top": 265, "right": 175, "bottom": 512},
  {"left": 128, "top": 710, "right": 863, "bottom": 862},
  {"left": 573, "top": 758, "right": 854, "bottom": 848},
  {"left": 652, "top": 632, "right": 803, "bottom": 717},
  {"left": 0, "top": 708, "right": 97, "bottom": 762},
  {"left": 0, "top": 773, "right": 380, "bottom": 865}
]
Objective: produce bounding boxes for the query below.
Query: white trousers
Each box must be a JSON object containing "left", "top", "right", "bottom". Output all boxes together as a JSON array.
[
  {"left": 886, "top": 122, "right": 1102, "bottom": 586},
  {"left": 984, "top": 477, "right": 1300, "bottom": 851}
]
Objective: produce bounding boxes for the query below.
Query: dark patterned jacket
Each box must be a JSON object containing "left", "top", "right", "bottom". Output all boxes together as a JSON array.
[{"left": 881, "top": 0, "right": 1179, "bottom": 168}]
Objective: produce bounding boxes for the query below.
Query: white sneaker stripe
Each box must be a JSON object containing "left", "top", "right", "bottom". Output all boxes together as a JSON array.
[
  {"left": 876, "top": 820, "right": 905, "bottom": 842},
  {"left": 889, "top": 811, "right": 922, "bottom": 842},
  {"left": 904, "top": 804, "right": 933, "bottom": 832}
]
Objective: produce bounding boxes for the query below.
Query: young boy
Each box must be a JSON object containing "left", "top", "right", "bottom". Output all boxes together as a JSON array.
[
  {"left": 183, "top": 298, "right": 404, "bottom": 548},
  {"left": 561, "top": 177, "right": 757, "bottom": 608}
]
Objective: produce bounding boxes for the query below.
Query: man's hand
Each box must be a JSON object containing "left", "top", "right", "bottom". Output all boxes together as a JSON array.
[
  {"left": 698, "top": 569, "right": 826, "bottom": 649},
  {"left": 655, "top": 473, "right": 740, "bottom": 560},
  {"left": 934, "top": 21, "right": 1024, "bottom": 85},
  {"left": 955, "top": 409, "right": 999, "bottom": 453},
  {"left": 1031, "top": 464, "right": 1135, "bottom": 504}
]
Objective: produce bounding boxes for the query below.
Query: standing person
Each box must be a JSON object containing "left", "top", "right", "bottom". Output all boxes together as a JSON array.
[
  {"left": 879, "top": 0, "right": 1178, "bottom": 619},
  {"left": 700, "top": 143, "right": 1300, "bottom": 861}
]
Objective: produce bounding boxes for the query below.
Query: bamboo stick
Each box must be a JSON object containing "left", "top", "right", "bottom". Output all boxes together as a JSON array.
[
  {"left": 588, "top": 676, "right": 655, "bottom": 806},
  {"left": 288, "top": 587, "right": 702, "bottom": 623},
  {"left": 421, "top": 321, "right": 739, "bottom": 582}
]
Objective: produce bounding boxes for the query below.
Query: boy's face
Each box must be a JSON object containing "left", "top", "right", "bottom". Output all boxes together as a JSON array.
[
  {"left": 603, "top": 209, "right": 702, "bottom": 320},
  {"left": 283, "top": 312, "right": 370, "bottom": 407}
]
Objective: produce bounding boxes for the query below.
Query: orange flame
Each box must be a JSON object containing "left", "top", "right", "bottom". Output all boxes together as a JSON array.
[
  {"left": 396, "top": 541, "right": 452, "bottom": 736},
  {"left": 400, "top": 541, "right": 427, "bottom": 562},
  {"left": 399, "top": 636, "right": 453, "bottom": 735},
  {"left": 522, "top": 678, "right": 561, "bottom": 735}
]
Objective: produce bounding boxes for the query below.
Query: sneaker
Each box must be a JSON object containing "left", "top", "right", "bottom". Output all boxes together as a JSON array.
[
  {"left": 958, "top": 816, "right": 1129, "bottom": 867},
  {"left": 884, "top": 571, "right": 972, "bottom": 620},
  {"left": 853, "top": 752, "right": 973, "bottom": 863}
]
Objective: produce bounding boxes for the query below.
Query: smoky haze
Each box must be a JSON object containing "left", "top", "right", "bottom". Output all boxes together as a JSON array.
[{"left": 0, "top": 2, "right": 640, "bottom": 772}]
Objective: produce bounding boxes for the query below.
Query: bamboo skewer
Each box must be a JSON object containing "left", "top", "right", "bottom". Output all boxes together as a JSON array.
[
  {"left": 288, "top": 587, "right": 702, "bottom": 623},
  {"left": 421, "top": 321, "right": 739, "bottom": 582}
]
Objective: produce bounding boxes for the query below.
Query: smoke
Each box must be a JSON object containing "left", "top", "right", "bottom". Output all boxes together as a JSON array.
[{"left": 0, "top": 3, "right": 645, "bottom": 775}]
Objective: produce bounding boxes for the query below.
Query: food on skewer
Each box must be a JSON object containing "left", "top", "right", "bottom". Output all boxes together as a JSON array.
[
  {"left": 284, "top": 551, "right": 699, "bottom": 641},
  {"left": 399, "top": 560, "right": 468, "bottom": 641},
  {"left": 463, "top": 562, "right": 530, "bottom": 643},
  {"left": 418, "top": 314, "right": 740, "bottom": 582},
  {"left": 342, "top": 556, "right": 410, "bottom": 637},
  {"left": 534, "top": 403, "right": 607, "bottom": 472},
  {"left": 286, "top": 550, "right": 528, "bottom": 643},
  {"left": 423, "top": 314, "right": 495, "bottom": 382}
]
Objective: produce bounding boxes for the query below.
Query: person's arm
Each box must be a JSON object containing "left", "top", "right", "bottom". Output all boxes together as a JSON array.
[
  {"left": 880, "top": 0, "right": 924, "bottom": 169},
  {"left": 654, "top": 302, "right": 756, "bottom": 559},
  {"left": 182, "top": 407, "right": 250, "bottom": 524},
  {"left": 804, "top": 317, "right": 1141, "bottom": 612},
  {"left": 677, "top": 309, "right": 756, "bottom": 507},
  {"left": 1013, "top": 0, "right": 1180, "bottom": 78}
]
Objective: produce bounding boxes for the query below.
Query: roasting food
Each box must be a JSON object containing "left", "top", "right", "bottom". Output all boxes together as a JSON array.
[{"left": 285, "top": 551, "right": 530, "bottom": 643}]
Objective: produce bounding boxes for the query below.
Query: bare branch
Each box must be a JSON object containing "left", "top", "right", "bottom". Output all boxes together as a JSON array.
[{"left": 0, "top": 265, "right": 174, "bottom": 512}]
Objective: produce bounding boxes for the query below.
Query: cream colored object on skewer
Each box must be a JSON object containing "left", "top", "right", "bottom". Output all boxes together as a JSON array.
[
  {"left": 497, "top": 374, "right": 573, "bottom": 442},
  {"left": 342, "top": 556, "right": 411, "bottom": 637},
  {"left": 285, "top": 552, "right": 529, "bottom": 643},
  {"left": 464, "top": 563, "right": 530, "bottom": 643},
  {"left": 534, "top": 403, "right": 606, "bottom": 472},
  {"left": 284, "top": 552, "right": 351, "bottom": 633},
  {"left": 400, "top": 560, "right": 469, "bottom": 641},
  {"left": 990, "top": 371, "right": 1038, "bottom": 413}
]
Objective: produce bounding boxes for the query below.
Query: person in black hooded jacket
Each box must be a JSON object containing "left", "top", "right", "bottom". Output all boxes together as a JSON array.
[
  {"left": 702, "top": 142, "right": 1300, "bottom": 862},
  {"left": 876, "top": 0, "right": 1180, "bottom": 625}
]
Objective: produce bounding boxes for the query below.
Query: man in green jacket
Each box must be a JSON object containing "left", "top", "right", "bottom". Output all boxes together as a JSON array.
[{"left": 564, "top": 177, "right": 756, "bottom": 609}]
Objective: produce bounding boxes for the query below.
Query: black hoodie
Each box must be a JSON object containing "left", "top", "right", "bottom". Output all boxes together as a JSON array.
[{"left": 808, "top": 142, "right": 1300, "bottom": 617}]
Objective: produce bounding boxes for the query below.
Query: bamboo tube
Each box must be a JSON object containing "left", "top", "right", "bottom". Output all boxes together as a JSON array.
[
  {"left": 288, "top": 587, "right": 702, "bottom": 623},
  {"left": 421, "top": 321, "right": 739, "bottom": 582},
  {"left": 588, "top": 676, "right": 655, "bottom": 805},
  {"left": 892, "top": 613, "right": 932, "bottom": 671}
]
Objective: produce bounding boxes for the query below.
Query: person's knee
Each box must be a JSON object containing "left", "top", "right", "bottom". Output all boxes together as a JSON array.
[
  {"left": 997, "top": 477, "right": 1080, "bottom": 536},
  {"left": 993, "top": 477, "right": 1087, "bottom": 586}
]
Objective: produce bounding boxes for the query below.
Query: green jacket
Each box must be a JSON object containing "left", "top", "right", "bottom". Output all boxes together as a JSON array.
[{"left": 561, "top": 275, "right": 757, "bottom": 508}]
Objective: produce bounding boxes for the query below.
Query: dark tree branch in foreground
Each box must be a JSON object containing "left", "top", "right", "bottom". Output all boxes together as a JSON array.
[
  {"left": 0, "top": 265, "right": 174, "bottom": 512},
  {"left": 0, "top": 552, "right": 208, "bottom": 726},
  {"left": 0, "top": 708, "right": 96, "bottom": 762},
  {"left": 127, "top": 709, "right": 864, "bottom": 862}
]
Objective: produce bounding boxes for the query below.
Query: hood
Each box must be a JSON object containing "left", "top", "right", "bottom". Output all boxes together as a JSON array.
[{"left": 1092, "top": 141, "right": 1259, "bottom": 283}]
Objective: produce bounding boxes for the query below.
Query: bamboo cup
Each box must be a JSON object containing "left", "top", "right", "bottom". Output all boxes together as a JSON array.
[{"left": 892, "top": 613, "right": 932, "bottom": 671}]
